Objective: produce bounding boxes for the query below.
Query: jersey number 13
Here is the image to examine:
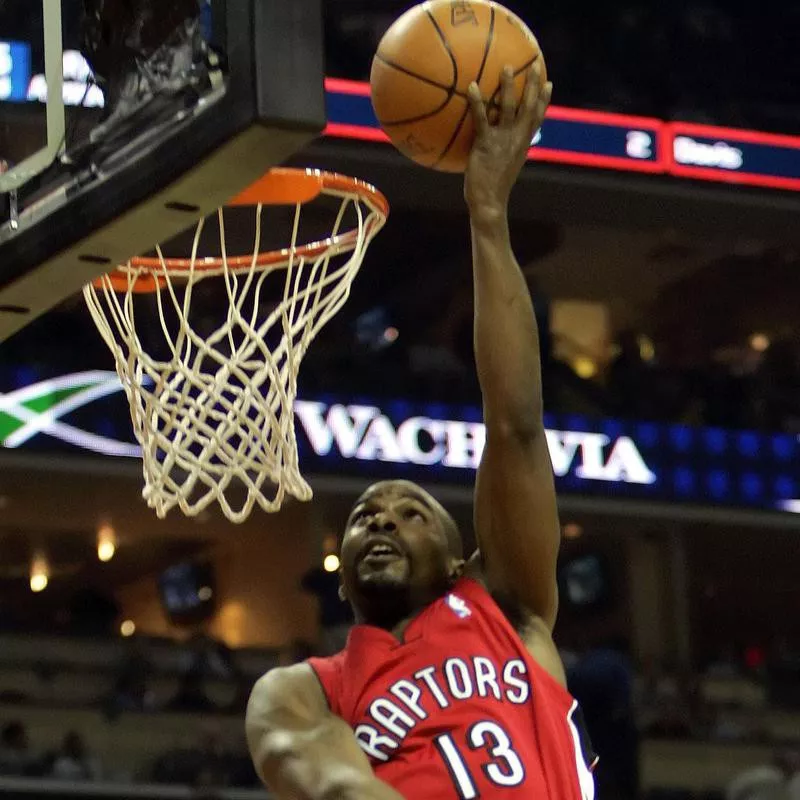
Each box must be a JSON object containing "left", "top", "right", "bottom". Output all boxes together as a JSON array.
[
  {"left": 435, "top": 721, "right": 524, "bottom": 799},
  {"left": 434, "top": 708, "right": 596, "bottom": 800}
]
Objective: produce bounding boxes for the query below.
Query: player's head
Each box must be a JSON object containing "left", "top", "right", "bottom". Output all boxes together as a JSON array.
[{"left": 339, "top": 479, "right": 464, "bottom": 629}]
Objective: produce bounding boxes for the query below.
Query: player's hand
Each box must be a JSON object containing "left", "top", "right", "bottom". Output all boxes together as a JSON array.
[{"left": 464, "top": 61, "right": 552, "bottom": 223}]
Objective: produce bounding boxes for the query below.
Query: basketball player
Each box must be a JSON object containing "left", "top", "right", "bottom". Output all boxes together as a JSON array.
[{"left": 246, "top": 62, "right": 596, "bottom": 799}]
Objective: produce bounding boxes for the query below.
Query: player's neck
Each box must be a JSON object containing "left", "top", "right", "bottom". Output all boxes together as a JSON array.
[
  {"left": 353, "top": 580, "right": 457, "bottom": 638},
  {"left": 355, "top": 597, "right": 432, "bottom": 640},
  {"left": 388, "top": 609, "right": 425, "bottom": 641},
  {"left": 356, "top": 609, "right": 421, "bottom": 641}
]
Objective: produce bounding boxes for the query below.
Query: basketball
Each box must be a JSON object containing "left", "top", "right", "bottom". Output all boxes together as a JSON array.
[{"left": 370, "top": 0, "right": 546, "bottom": 172}]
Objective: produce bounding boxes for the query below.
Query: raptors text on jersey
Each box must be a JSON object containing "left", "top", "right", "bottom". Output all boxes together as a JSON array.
[{"left": 309, "top": 578, "right": 597, "bottom": 800}]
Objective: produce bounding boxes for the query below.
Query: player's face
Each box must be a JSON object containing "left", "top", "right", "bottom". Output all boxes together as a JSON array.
[{"left": 340, "top": 481, "right": 457, "bottom": 626}]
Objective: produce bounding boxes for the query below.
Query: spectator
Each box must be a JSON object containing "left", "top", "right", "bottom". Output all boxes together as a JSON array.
[
  {"left": 168, "top": 667, "right": 215, "bottom": 713},
  {"left": 67, "top": 589, "right": 120, "bottom": 637},
  {"left": 753, "top": 338, "right": 800, "bottom": 433},
  {"left": 607, "top": 330, "right": 657, "bottom": 419},
  {"left": 49, "top": 731, "right": 101, "bottom": 781},
  {"left": 727, "top": 749, "right": 800, "bottom": 800},
  {"left": 0, "top": 721, "right": 36, "bottom": 777},
  {"left": 106, "top": 636, "right": 153, "bottom": 718},
  {"left": 168, "top": 633, "right": 241, "bottom": 712},
  {"left": 185, "top": 632, "right": 239, "bottom": 682},
  {"left": 568, "top": 643, "right": 639, "bottom": 800},
  {"left": 151, "top": 724, "right": 229, "bottom": 788}
]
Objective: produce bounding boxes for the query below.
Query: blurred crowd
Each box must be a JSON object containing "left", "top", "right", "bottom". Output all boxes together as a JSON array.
[
  {"left": 325, "top": 0, "right": 800, "bottom": 136},
  {"left": 2, "top": 630, "right": 799, "bottom": 799},
  {"left": 636, "top": 645, "right": 800, "bottom": 745},
  {"left": 0, "top": 723, "right": 101, "bottom": 782},
  {"left": 301, "top": 304, "right": 800, "bottom": 436},
  {"left": 0, "top": 566, "right": 799, "bottom": 798},
  {"left": 0, "top": 718, "right": 258, "bottom": 793}
]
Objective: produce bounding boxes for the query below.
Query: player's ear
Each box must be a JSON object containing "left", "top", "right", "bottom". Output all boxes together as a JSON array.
[
  {"left": 338, "top": 573, "right": 348, "bottom": 603},
  {"left": 448, "top": 557, "right": 466, "bottom": 584}
]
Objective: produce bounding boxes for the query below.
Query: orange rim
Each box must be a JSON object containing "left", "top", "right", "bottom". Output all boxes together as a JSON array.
[{"left": 95, "top": 168, "right": 389, "bottom": 294}]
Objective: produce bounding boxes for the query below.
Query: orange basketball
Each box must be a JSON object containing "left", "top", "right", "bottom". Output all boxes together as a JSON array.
[{"left": 370, "top": 0, "right": 545, "bottom": 173}]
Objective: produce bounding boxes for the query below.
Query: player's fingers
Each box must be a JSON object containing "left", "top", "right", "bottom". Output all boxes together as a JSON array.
[
  {"left": 522, "top": 61, "right": 543, "bottom": 112},
  {"left": 499, "top": 65, "right": 516, "bottom": 127},
  {"left": 519, "top": 62, "right": 546, "bottom": 132},
  {"left": 524, "top": 81, "right": 553, "bottom": 147},
  {"left": 538, "top": 81, "right": 554, "bottom": 119},
  {"left": 467, "top": 82, "right": 490, "bottom": 138}
]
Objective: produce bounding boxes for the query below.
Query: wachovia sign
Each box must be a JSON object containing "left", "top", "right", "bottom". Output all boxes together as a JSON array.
[
  {"left": 294, "top": 401, "right": 656, "bottom": 486},
  {"left": 1, "top": 372, "right": 798, "bottom": 513},
  {"left": 293, "top": 400, "right": 799, "bottom": 512}
]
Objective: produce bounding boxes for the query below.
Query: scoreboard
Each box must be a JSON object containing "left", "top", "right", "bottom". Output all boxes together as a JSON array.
[{"left": 325, "top": 77, "right": 800, "bottom": 193}]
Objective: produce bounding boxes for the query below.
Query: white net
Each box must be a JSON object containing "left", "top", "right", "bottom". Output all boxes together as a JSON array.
[{"left": 83, "top": 170, "right": 387, "bottom": 523}]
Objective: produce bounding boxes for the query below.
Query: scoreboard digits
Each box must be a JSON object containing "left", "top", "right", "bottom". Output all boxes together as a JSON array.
[{"left": 0, "top": 41, "right": 30, "bottom": 101}]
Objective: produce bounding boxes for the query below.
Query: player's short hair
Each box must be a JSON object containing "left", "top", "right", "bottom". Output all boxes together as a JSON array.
[
  {"left": 346, "top": 480, "right": 463, "bottom": 560},
  {"left": 426, "top": 493, "right": 463, "bottom": 560}
]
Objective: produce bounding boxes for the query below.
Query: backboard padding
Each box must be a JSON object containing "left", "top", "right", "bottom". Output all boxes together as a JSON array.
[
  {"left": 0, "top": 125, "right": 311, "bottom": 341},
  {"left": 0, "top": 0, "right": 326, "bottom": 343}
]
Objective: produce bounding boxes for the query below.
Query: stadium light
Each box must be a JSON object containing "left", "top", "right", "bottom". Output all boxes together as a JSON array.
[
  {"left": 30, "top": 553, "right": 49, "bottom": 592},
  {"left": 323, "top": 554, "right": 341, "bottom": 573},
  {"left": 97, "top": 523, "right": 116, "bottom": 562}
]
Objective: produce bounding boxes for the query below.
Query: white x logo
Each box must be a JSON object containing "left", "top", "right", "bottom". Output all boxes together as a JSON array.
[{"left": 0, "top": 370, "right": 141, "bottom": 457}]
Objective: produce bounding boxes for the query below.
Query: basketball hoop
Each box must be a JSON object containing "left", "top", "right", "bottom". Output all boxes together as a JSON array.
[{"left": 83, "top": 168, "right": 389, "bottom": 523}]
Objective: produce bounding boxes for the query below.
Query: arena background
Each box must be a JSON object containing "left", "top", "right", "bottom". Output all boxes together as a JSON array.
[{"left": 0, "top": 1, "right": 798, "bottom": 799}]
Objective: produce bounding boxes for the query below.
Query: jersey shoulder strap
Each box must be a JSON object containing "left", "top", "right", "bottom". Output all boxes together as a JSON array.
[{"left": 307, "top": 652, "right": 346, "bottom": 715}]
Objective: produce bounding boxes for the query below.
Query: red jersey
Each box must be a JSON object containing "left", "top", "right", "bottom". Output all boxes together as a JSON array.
[{"left": 309, "top": 577, "right": 597, "bottom": 800}]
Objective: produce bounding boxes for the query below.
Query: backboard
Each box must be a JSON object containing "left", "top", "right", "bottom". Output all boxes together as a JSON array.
[{"left": 0, "top": 0, "right": 326, "bottom": 343}]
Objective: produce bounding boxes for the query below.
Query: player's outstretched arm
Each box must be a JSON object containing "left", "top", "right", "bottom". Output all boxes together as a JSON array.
[
  {"left": 246, "top": 664, "right": 405, "bottom": 800},
  {"left": 465, "top": 63, "right": 561, "bottom": 630}
]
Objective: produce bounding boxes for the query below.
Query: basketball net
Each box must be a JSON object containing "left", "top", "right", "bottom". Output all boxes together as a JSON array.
[{"left": 83, "top": 169, "right": 388, "bottom": 523}]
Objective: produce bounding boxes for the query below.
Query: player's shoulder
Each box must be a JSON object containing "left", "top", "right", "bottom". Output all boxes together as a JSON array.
[
  {"left": 245, "top": 663, "right": 335, "bottom": 783},
  {"left": 248, "top": 662, "right": 328, "bottom": 719}
]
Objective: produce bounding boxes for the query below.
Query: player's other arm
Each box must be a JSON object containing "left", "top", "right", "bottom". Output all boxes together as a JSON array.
[
  {"left": 246, "top": 664, "right": 404, "bottom": 800},
  {"left": 465, "top": 63, "right": 560, "bottom": 630}
]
